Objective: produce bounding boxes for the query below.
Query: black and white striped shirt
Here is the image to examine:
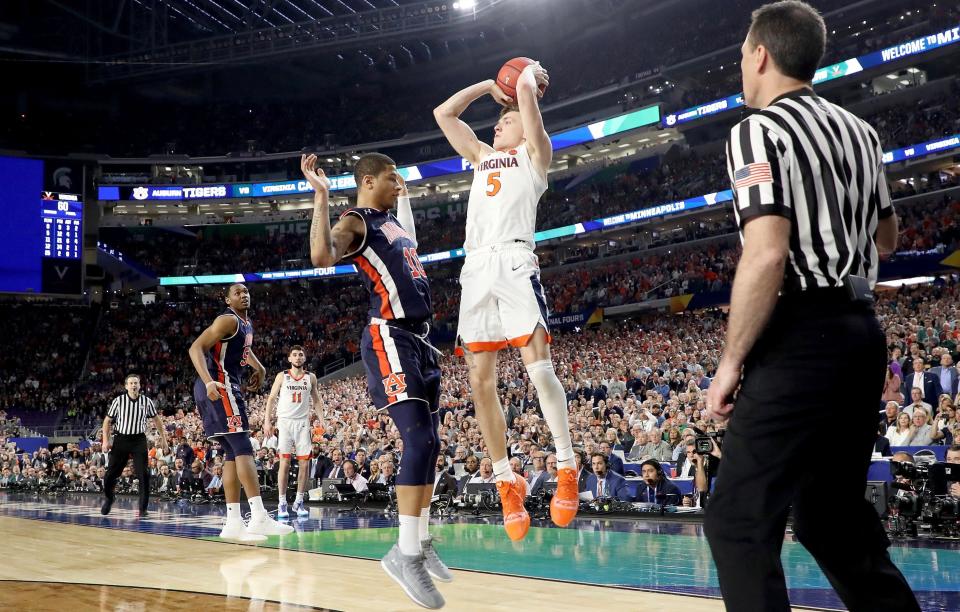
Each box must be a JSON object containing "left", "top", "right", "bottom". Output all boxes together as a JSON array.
[
  {"left": 107, "top": 394, "right": 157, "bottom": 435},
  {"left": 726, "top": 88, "right": 894, "bottom": 291}
]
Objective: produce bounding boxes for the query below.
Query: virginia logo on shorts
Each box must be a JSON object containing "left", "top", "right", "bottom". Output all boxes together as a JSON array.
[{"left": 382, "top": 373, "right": 408, "bottom": 397}]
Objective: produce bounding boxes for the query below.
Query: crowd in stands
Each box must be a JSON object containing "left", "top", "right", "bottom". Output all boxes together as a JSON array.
[
  {"left": 868, "top": 83, "right": 960, "bottom": 150},
  {"left": 3, "top": 279, "right": 959, "bottom": 501},
  {"left": 0, "top": 303, "right": 100, "bottom": 421},
  {"left": 9, "top": 178, "right": 960, "bottom": 438}
]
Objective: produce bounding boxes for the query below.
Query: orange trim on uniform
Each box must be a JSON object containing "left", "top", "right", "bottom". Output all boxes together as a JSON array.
[
  {"left": 296, "top": 454, "right": 311, "bottom": 460},
  {"left": 355, "top": 255, "right": 395, "bottom": 319},
  {"left": 369, "top": 324, "right": 397, "bottom": 404},
  {"left": 289, "top": 369, "right": 306, "bottom": 381},
  {"left": 211, "top": 340, "right": 236, "bottom": 420},
  {"left": 507, "top": 332, "right": 553, "bottom": 348},
  {"left": 465, "top": 340, "right": 509, "bottom": 353},
  {"left": 280, "top": 453, "right": 292, "bottom": 459}
]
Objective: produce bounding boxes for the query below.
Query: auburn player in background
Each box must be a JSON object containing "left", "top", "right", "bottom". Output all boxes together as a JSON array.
[
  {"left": 302, "top": 152, "right": 450, "bottom": 609},
  {"left": 433, "top": 61, "right": 579, "bottom": 541},
  {"left": 263, "top": 345, "right": 322, "bottom": 519},
  {"left": 188, "top": 283, "right": 294, "bottom": 541}
]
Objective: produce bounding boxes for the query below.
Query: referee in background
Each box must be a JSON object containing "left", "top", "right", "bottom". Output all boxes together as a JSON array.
[
  {"left": 702, "top": 2, "right": 919, "bottom": 611},
  {"left": 101, "top": 373, "right": 169, "bottom": 517}
]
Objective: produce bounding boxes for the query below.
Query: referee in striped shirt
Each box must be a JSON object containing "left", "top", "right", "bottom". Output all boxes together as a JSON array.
[
  {"left": 702, "top": 2, "right": 919, "bottom": 611},
  {"left": 100, "top": 373, "right": 169, "bottom": 517}
]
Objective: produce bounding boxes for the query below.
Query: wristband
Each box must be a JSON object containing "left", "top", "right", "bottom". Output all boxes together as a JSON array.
[{"left": 205, "top": 381, "right": 219, "bottom": 389}]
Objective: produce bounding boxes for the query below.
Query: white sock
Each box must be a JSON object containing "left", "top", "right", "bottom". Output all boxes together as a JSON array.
[
  {"left": 279, "top": 490, "right": 287, "bottom": 504},
  {"left": 399, "top": 515, "right": 420, "bottom": 555},
  {"left": 248, "top": 495, "right": 267, "bottom": 519},
  {"left": 492, "top": 457, "right": 514, "bottom": 482},
  {"left": 419, "top": 507, "right": 430, "bottom": 541},
  {"left": 295, "top": 492, "right": 304, "bottom": 504},
  {"left": 227, "top": 502, "right": 241, "bottom": 522},
  {"left": 527, "top": 359, "right": 576, "bottom": 470}
]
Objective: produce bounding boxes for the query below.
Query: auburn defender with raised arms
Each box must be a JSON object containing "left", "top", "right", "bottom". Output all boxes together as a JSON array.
[
  {"left": 433, "top": 60, "right": 579, "bottom": 541},
  {"left": 302, "top": 152, "right": 450, "bottom": 609}
]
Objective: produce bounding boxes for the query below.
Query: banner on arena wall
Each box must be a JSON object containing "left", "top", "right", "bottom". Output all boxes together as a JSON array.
[
  {"left": 882, "top": 133, "right": 960, "bottom": 164},
  {"left": 547, "top": 307, "right": 604, "bottom": 331},
  {"left": 661, "top": 24, "right": 960, "bottom": 128},
  {"left": 941, "top": 250, "right": 960, "bottom": 269}
]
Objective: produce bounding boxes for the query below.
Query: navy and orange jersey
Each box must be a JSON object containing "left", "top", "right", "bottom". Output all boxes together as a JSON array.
[
  {"left": 205, "top": 307, "right": 254, "bottom": 387},
  {"left": 340, "top": 206, "right": 432, "bottom": 322}
]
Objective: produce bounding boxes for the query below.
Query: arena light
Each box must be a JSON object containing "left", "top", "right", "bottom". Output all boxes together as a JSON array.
[{"left": 453, "top": 0, "right": 476, "bottom": 9}]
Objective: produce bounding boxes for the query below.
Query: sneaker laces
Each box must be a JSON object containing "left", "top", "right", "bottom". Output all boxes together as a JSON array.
[
  {"left": 410, "top": 553, "right": 435, "bottom": 591},
  {"left": 422, "top": 537, "right": 439, "bottom": 561},
  {"left": 243, "top": 510, "right": 279, "bottom": 522}
]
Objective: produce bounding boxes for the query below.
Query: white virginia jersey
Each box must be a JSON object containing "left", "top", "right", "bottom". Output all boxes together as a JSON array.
[
  {"left": 276, "top": 370, "right": 312, "bottom": 420},
  {"left": 465, "top": 143, "right": 547, "bottom": 251}
]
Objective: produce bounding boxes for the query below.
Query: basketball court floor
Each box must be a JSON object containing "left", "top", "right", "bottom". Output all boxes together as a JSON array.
[{"left": 0, "top": 493, "right": 957, "bottom": 611}]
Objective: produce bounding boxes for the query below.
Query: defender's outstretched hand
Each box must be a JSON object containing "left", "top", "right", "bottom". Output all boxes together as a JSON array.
[{"left": 300, "top": 154, "right": 331, "bottom": 194}]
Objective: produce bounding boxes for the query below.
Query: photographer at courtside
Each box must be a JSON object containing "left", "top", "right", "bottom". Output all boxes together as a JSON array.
[{"left": 702, "top": 2, "right": 919, "bottom": 611}]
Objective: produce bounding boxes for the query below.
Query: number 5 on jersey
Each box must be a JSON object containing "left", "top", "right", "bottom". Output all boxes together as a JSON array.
[
  {"left": 403, "top": 247, "right": 427, "bottom": 279},
  {"left": 486, "top": 171, "right": 501, "bottom": 197}
]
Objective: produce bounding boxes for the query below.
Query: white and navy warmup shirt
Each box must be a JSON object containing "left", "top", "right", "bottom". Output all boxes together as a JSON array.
[{"left": 726, "top": 88, "right": 894, "bottom": 291}]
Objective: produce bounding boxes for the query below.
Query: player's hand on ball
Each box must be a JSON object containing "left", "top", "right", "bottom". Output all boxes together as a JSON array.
[
  {"left": 490, "top": 82, "right": 514, "bottom": 106},
  {"left": 300, "top": 154, "right": 331, "bottom": 194},
  {"left": 525, "top": 62, "right": 549, "bottom": 97},
  {"left": 206, "top": 380, "right": 226, "bottom": 401}
]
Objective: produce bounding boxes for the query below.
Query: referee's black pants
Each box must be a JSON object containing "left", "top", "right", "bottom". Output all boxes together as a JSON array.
[
  {"left": 703, "top": 293, "right": 919, "bottom": 612},
  {"left": 103, "top": 433, "right": 150, "bottom": 512}
]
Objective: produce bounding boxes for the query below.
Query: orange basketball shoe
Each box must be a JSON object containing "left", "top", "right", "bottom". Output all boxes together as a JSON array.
[
  {"left": 550, "top": 467, "right": 579, "bottom": 527},
  {"left": 495, "top": 475, "right": 530, "bottom": 541}
]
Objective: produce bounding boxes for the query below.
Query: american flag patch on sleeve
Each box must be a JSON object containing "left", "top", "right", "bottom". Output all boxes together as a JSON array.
[{"left": 733, "top": 162, "right": 773, "bottom": 189}]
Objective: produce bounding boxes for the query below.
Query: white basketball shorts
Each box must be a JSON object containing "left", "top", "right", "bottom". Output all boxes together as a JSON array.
[
  {"left": 457, "top": 241, "right": 552, "bottom": 353},
  {"left": 277, "top": 417, "right": 312, "bottom": 459}
]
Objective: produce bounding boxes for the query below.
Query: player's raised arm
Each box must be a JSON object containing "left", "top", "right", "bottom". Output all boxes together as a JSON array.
[
  {"left": 188, "top": 315, "right": 239, "bottom": 400},
  {"left": 433, "top": 80, "right": 508, "bottom": 165},
  {"left": 263, "top": 372, "right": 283, "bottom": 439},
  {"left": 516, "top": 62, "right": 552, "bottom": 176},
  {"left": 394, "top": 174, "right": 417, "bottom": 245},
  {"left": 302, "top": 154, "right": 364, "bottom": 268}
]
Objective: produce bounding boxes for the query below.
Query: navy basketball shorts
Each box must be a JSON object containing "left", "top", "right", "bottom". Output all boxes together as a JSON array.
[
  {"left": 360, "top": 322, "right": 440, "bottom": 412},
  {"left": 193, "top": 377, "right": 250, "bottom": 439}
]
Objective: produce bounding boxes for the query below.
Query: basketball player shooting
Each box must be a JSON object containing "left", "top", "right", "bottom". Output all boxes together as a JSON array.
[
  {"left": 433, "top": 59, "right": 579, "bottom": 541},
  {"left": 263, "top": 345, "right": 322, "bottom": 519}
]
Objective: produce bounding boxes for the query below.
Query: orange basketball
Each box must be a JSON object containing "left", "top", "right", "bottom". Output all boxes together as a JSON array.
[{"left": 495, "top": 57, "right": 546, "bottom": 100}]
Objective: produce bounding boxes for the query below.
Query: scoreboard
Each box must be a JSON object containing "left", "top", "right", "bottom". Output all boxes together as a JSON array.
[
  {"left": 0, "top": 156, "right": 84, "bottom": 295},
  {"left": 42, "top": 193, "right": 83, "bottom": 260}
]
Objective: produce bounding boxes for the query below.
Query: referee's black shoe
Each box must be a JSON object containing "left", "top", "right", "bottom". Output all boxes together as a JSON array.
[{"left": 101, "top": 496, "right": 114, "bottom": 515}]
